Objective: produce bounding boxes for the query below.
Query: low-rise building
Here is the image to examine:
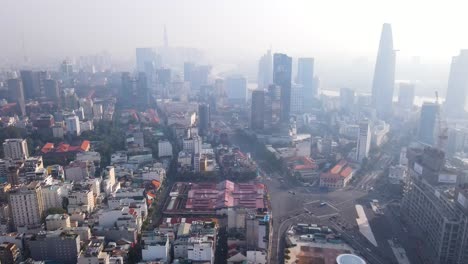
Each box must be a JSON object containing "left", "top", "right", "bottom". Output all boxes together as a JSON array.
[
  {"left": 158, "top": 140, "right": 173, "bottom": 158},
  {"left": 319, "top": 160, "right": 355, "bottom": 189},
  {"left": 77, "top": 237, "right": 110, "bottom": 264},
  {"left": 46, "top": 214, "right": 71, "bottom": 231},
  {"left": 0, "top": 242, "right": 20, "bottom": 264}
]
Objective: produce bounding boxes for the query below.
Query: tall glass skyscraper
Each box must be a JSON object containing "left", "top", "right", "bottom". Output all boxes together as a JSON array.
[
  {"left": 297, "top": 58, "right": 315, "bottom": 111},
  {"left": 273, "top": 53, "right": 292, "bottom": 123},
  {"left": 445, "top": 50, "right": 468, "bottom": 118},
  {"left": 371, "top": 23, "right": 396, "bottom": 118}
]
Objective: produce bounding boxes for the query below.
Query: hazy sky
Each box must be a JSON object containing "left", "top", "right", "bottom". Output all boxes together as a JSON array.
[{"left": 1, "top": 0, "right": 468, "bottom": 62}]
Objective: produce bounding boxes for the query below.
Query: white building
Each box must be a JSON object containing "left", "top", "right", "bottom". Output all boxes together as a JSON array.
[
  {"left": 178, "top": 151, "right": 192, "bottom": 168},
  {"left": 68, "top": 188, "right": 94, "bottom": 213},
  {"left": 76, "top": 151, "right": 101, "bottom": 166},
  {"left": 65, "top": 160, "right": 94, "bottom": 181},
  {"left": 372, "top": 121, "right": 390, "bottom": 147},
  {"left": 356, "top": 121, "right": 371, "bottom": 162},
  {"left": 9, "top": 182, "right": 44, "bottom": 228},
  {"left": 142, "top": 236, "right": 170, "bottom": 262},
  {"left": 141, "top": 168, "right": 166, "bottom": 183},
  {"left": 45, "top": 214, "right": 71, "bottom": 231},
  {"left": 3, "top": 139, "right": 29, "bottom": 160},
  {"left": 183, "top": 136, "right": 201, "bottom": 154},
  {"left": 65, "top": 115, "right": 81, "bottom": 136},
  {"left": 97, "top": 207, "right": 142, "bottom": 231},
  {"left": 187, "top": 241, "right": 214, "bottom": 264},
  {"left": 42, "top": 184, "right": 68, "bottom": 211},
  {"left": 158, "top": 140, "right": 173, "bottom": 157},
  {"left": 52, "top": 125, "right": 65, "bottom": 138}
]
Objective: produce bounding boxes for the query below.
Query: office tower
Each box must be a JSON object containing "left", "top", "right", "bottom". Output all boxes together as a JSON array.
[
  {"left": 273, "top": 53, "right": 292, "bottom": 122},
  {"left": 121, "top": 72, "right": 133, "bottom": 98},
  {"left": 290, "top": 84, "right": 303, "bottom": 113},
  {"left": 418, "top": 103, "right": 438, "bottom": 145},
  {"left": 189, "top": 65, "right": 211, "bottom": 92},
  {"left": 340, "top": 88, "right": 355, "bottom": 112},
  {"left": 258, "top": 50, "right": 272, "bottom": 89},
  {"left": 65, "top": 115, "right": 81, "bottom": 136},
  {"left": 8, "top": 181, "right": 44, "bottom": 228},
  {"left": 356, "top": 121, "right": 371, "bottom": 162},
  {"left": 136, "top": 48, "right": 159, "bottom": 73},
  {"left": 401, "top": 146, "right": 468, "bottom": 264},
  {"left": 156, "top": 68, "right": 171, "bottom": 96},
  {"left": 44, "top": 79, "right": 61, "bottom": 105},
  {"left": 7, "top": 79, "right": 26, "bottom": 116},
  {"left": 297, "top": 58, "right": 315, "bottom": 111},
  {"left": 226, "top": 75, "right": 247, "bottom": 105},
  {"left": 137, "top": 72, "right": 150, "bottom": 108},
  {"left": 62, "top": 88, "right": 79, "bottom": 110},
  {"left": 371, "top": 23, "right": 396, "bottom": 118},
  {"left": 198, "top": 103, "right": 211, "bottom": 137},
  {"left": 398, "top": 83, "right": 415, "bottom": 109},
  {"left": 251, "top": 90, "right": 265, "bottom": 130},
  {"left": 3, "top": 139, "right": 29, "bottom": 160},
  {"left": 445, "top": 50, "right": 468, "bottom": 118},
  {"left": 20, "top": 70, "right": 41, "bottom": 99}
]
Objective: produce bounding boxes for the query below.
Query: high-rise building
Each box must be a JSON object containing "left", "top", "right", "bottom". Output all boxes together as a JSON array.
[
  {"left": 7, "top": 79, "right": 26, "bottom": 116},
  {"left": 44, "top": 79, "right": 61, "bottom": 106},
  {"left": 20, "top": 70, "right": 41, "bottom": 99},
  {"left": 120, "top": 72, "right": 151, "bottom": 109},
  {"left": 251, "top": 90, "right": 265, "bottom": 130},
  {"left": 340, "top": 88, "right": 355, "bottom": 112},
  {"left": 398, "top": 83, "right": 415, "bottom": 109},
  {"left": 356, "top": 121, "right": 371, "bottom": 162},
  {"left": 445, "top": 50, "right": 468, "bottom": 118},
  {"left": 257, "top": 50, "right": 272, "bottom": 89},
  {"left": 137, "top": 72, "right": 150, "bottom": 108},
  {"left": 273, "top": 53, "right": 292, "bottom": 122},
  {"left": 8, "top": 181, "right": 44, "bottom": 229},
  {"left": 290, "top": 84, "right": 303, "bottom": 114},
  {"left": 198, "top": 103, "right": 211, "bottom": 137},
  {"left": 3, "top": 139, "right": 29, "bottom": 160},
  {"left": 297, "top": 58, "right": 315, "bottom": 111},
  {"left": 226, "top": 75, "right": 247, "bottom": 105},
  {"left": 418, "top": 103, "right": 438, "bottom": 145},
  {"left": 65, "top": 115, "right": 81, "bottom": 136},
  {"left": 371, "top": 23, "right": 396, "bottom": 118}
]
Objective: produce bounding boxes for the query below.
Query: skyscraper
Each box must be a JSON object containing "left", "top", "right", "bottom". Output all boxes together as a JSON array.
[
  {"left": 273, "top": 53, "right": 292, "bottom": 122},
  {"left": 251, "top": 90, "right": 265, "bottom": 130},
  {"left": 297, "top": 58, "right": 315, "bottom": 111},
  {"left": 20, "top": 70, "right": 41, "bottom": 99},
  {"left": 198, "top": 103, "right": 211, "bottom": 137},
  {"left": 9, "top": 181, "right": 44, "bottom": 229},
  {"left": 290, "top": 84, "right": 303, "bottom": 114},
  {"left": 7, "top": 79, "right": 26, "bottom": 116},
  {"left": 398, "top": 83, "right": 415, "bottom": 109},
  {"left": 257, "top": 50, "right": 272, "bottom": 89},
  {"left": 340, "top": 88, "right": 355, "bottom": 112},
  {"left": 371, "top": 23, "right": 396, "bottom": 118},
  {"left": 418, "top": 102, "right": 438, "bottom": 145},
  {"left": 356, "top": 121, "right": 371, "bottom": 162},
  {"left": 445, "top": 50, "right": 468, "bottom": 118},
  {"left": 226, "top": 75, "right": 247, "bottom": 105},
  {"left": 44, "top": 79, "right": 61, "bottom": 106}
]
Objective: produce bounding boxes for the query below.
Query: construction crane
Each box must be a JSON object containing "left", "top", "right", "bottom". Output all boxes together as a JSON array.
[{"left": 435, "top": 91, "right": 448, "bottom": 150}]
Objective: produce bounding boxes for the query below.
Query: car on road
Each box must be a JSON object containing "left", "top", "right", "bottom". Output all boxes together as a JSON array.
[{"left": 319, "top": 202, "right": 326, "bottom": 207}]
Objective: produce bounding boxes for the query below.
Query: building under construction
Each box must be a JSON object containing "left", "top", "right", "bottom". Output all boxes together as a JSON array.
[{"left": 401, "top": 146, "right": 468, "bottom": 264}]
